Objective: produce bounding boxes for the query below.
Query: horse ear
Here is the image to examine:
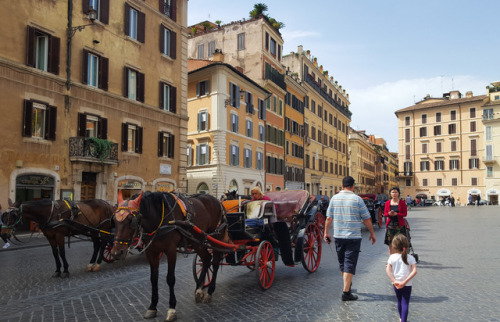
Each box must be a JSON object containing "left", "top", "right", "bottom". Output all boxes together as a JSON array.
[
  {"left": 129, "top": 191, "right": 143, "bottom": 210},
  {"left": 117, "top": 190, "right": 124, "bottom": 205},
  {"left": 8, "top": 198, "right": 13, "bottom": 207}
]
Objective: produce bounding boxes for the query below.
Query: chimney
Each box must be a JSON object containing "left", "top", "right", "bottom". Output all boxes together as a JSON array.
[
  {"left": 465, "top": 91, "right": 473, "bottom": 98},
  {"left": 450, "top": 90, "right": 462, "bottom": 100},
  {"left": 297, "top": 45, "right": 303, "bottom": 55},
  {"left": 213, "top": 49, "right": 224, "bottom": 62}
]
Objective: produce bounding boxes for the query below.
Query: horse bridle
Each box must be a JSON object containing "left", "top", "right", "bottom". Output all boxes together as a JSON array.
[
  {"left": 2, "top": 206, "right": 23, "bottom": 229},
  {"left": 113, "top": 204, "right": 143, "bottom": 247}
]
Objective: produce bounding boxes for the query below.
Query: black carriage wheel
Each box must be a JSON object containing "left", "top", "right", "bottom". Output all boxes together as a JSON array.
[
  {"left": 192, "top": 253, "right": 213, "bottom": 288},
  {"left": 102, "top": 244, "right": 115, "bottom": 263},
  {"left": 314, "top": 212, "right": 326, "bottom": 239},
  {"left": 301, "top": 223, "right": 322, "bottom": 273},
  {"left": 255, "top": 241, "right": 275, "bottom": 290}
]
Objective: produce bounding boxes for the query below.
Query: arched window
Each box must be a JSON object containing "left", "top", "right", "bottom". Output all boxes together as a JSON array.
[
  {"left": 196, "top": 182, "right": 209, "bottom": 194},
  {"left": 229, "top": 179, "right": 238, "bottom": 192}
]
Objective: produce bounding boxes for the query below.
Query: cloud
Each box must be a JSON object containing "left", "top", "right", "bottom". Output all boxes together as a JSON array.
[
  {"left": 282, "top": 30, "right": 321, "bottom": 42},
  {"left": 349, "top": 76, "right": 489, "bottom": 152}
]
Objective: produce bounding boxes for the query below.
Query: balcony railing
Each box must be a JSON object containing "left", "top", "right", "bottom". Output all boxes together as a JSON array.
[
  {"left": 482, "top": 156, "right": 496, "bottom": 164},
  {"left": 304, "top": 75, "right": 352, "bottom": 119},
  {"left": 483, "top": 114, "right": 494, "bottom": 120},
  {"left": 264, "top": 64, "right": 286, "bottom": 91},
  {"left": 69, "top": 137, "right": 119, "bottom": 164}
]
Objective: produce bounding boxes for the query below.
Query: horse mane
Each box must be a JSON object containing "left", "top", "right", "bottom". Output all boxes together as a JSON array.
[{"left": 22, "top": 199, "right": 53, "bottom": 207}]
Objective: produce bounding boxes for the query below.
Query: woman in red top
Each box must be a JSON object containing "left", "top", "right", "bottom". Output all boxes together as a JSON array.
[{"left": 384, "top": 187, "right": 408, "bottom": 254}]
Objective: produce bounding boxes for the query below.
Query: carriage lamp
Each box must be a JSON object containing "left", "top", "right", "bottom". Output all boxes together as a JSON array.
[{"left": 67, "top": 7, "right": 97, "bottom": 39}]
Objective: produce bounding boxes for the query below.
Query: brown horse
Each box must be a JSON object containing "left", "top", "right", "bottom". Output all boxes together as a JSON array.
[
  {"left": 2, "top": 198, "right": 114, "bottom": 277},
  {"left": 111, "top": 191, "right": 228, "bottom": 322}
]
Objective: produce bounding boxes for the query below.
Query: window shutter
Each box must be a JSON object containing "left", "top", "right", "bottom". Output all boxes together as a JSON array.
[
  {"left": 237, "top": 146, "right": 240, "bottom": 166},
  {"left": 205, "top": 81, "right": 210, "bottom": 95},
  {"left": 100, "top": 118, "right": 108, "bottom": 139},
  {"left": 236, "top": 86, "right": 240, "bottom": 108},
  {"left": 121, "top": 123, "right": 128, "bottom": 151},
  {"left": 99, "top": 56, "right": 108, "bottom": 90},
  {"left": 160, "top": 25, "right": 164, "bottom": 54},
  {"left": 196, "top": 82, "right": 200, "bottom": 96},
  {"left": 83, "top": 0, "right": 90, "bottom": 14},
  {"left": 158, "top": 0, "right": 164, "bottom": 14},
  {"left": 197, "top": 112, "right": 201, "bottom": 131},
  {"left": 207, "top": 145, "right": 211, "bottom": 164},
  {"left": 196, "top": 146, "right": 200, "bottom": 165},
  {"left": 206, "top": 112, "right": 210, "bottom": 130},
  {"left": 170, "top": 86, "right": 176, "bottom": 113},
  {"left": 138, "top": 11, "right": 145, "bottom": 43},
  {"left": 46, "top": 105, "right": 57, "bottom": 141},
  {"left": 168, "top": 135, "right": 175, "bottom": 158},
  {"left": 77, "top": 113, "right": 86, "bottom": 137},
  {"left": 124, "top": 3, "right": 130, "bottom": 36},
  {"left": 22, "top": 100, "right": 33, "bottom": 137},
  {"left": 158, "top": 132, "right": 163, "bottom": 156},
  {"left": 137, "top": 71, "right": 145, "bottom": 102},
  {"left": 100, "top": 0, "right": 110, "bottom": 24},
  {"left": 123, "top": 67, "right": 129, "bottom": 97},
  {"left": 159, "top": 82, "right": 164, "bottom": 109},
  {"left": 171, "top": 0, "right": 177, "bottom": 22},
  {"left": 230, "top": 84, "right": 234, "bottom": 106},
  {"left": 26, "top": 26, "right": 35, "bottom": 67},
  {"left": 136, "top": 126, "right": 143, "bottom": 153},
  {"left": 82, "top": 49, "right": 89, "bottom": 84},
  {"left": 48, "top": 36, "right": 60, "bottom": 75},
  {"left": 265, "top": 32, "right": 269, "bottom": 50},
  {"left": 170, "top": 31, "right": 176, "bottom": 59}
]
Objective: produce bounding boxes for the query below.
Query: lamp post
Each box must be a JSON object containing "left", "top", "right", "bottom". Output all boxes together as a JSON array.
[{"left": 66, "top": 4, "right": 97, "bottom": 90}]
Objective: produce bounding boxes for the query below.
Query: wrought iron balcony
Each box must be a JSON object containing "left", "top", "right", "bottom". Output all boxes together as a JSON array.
[
  {"left": 69, "top": 137, "right": 119, "bottom": 164},
  {"left": 397, "top": 171, "right": 413, "bottom": 178},
  {"left": 304, "top": 74, "right": 352, "bottom": 119},
  {"left": 264, "top": 63, "right": 286, "bottom": 91},
  {"left": 482, "top": 156, "right": 496, "bottom": 165}
]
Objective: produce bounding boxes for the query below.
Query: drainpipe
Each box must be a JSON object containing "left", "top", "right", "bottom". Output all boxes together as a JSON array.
[{"left": 66, "top": 0, "right": 73, "bottom": 91}]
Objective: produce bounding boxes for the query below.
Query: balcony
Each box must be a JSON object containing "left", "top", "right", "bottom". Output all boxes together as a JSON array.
[
  {"left": 69, "top": 137, "right": 119, "bottom": 164},
  {"left": 397, "top": 171, "right": 413, "bottom": 178},
  {"left": 264, "top": 64, "right": 286, "bottom": 91},
  {"left": 482, "top": 156, "right": 497, "bottom": 165},
  {"left": 304, "top": 75, "right": 352, "bottom": 119}
]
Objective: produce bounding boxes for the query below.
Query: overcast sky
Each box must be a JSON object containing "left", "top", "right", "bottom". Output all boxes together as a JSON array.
[{"left": 188, "top": 0, "right": 499, "bottom": 152}]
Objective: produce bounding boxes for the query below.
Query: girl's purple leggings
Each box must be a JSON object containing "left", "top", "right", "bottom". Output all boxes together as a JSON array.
[{"left": 393, "top": 285, "right": 412, "bottom": 322}]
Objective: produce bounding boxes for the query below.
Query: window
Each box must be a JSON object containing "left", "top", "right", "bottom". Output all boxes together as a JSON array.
[
  {"left": 471, "top": 178, "right": 478, "bottom": 186},
  {"left": 471, "top": 139, "right": 477, "bottom": 156},
  {"left": 420, "top": 161, "right": 430, "bottom": 171},
  {"left": 88, "top": 0, "right": 109, "bottom": 23},
  {"left": 487, "top": 166, "right": 493, "bottom": 177},
  {"left": 436, "top": 112, "right": 441, "bottom": 122},
  {"left": 273, "top": 96, "right": 277, "bottom": 113},
  {"left": 186, "top": 144, "right": 193, "bottom": 166},
  {"left": 422, "top": 114, "right": 427, "bottom": 124},
  {"left": 405, "top": 145, "right": 410, "bottom": 160},
  {"left": 158, "top": 131, "right": 175, "bottom": 158},
  {"left": 246, "top": 120, "right": 253, "bottom": 138},
  {"left": 197, "top": 44, "right": 204, "bottom": 59},
  {"left": 121, "top": 123, "right": 143, "bottom": 153},
  {"left": 197, "top": 111, "right": 208, "bottom": 131},
  {"left": 470, "top": 108, "right": 476, "bottom": 118},
  {"left": 469, "top": 158, "right": 479, "bottom": 169},
  {"left": 448, "top": 123, "right": 456, "bottom": 134},
  {"left": 229, "top": 83, "right": 240, "bottom": 108},
  {"left": 436, "top": 142, "right": 442, "bottom": 153},
  {"left": 484, "top": 108, "right": 494, "bottom": 120},
  {"left": 258, "top": 98, "right": 266, "bottom": 120},
  {"left": 270, "top": 38, "right": 276, "bottom": 56},
  {"left": 196, "top": 144, "right": 210, "bottom": 165},
  {"left": 230, "top": 145, "right": 239, "bottom": 166},
  {"left": 451, "top": 110, "right": 456, "bottom": 120},
  {"left": 125, "top": 3, "right": 145, "bottom": 43},
  {"left": 451, "top": 140, "right": 457, "bottom": 152},
  {"left": 405, "top": 116, "right": 410, "bottom": 126},
  {"left": 244, "top": 148, "right": 252, "bottom": 168},
  {"left": 82, "top": 50, "right": 108, "bottom": 90},
  {"left": 406, "top": 179, "right": 411, "bottom": 186},
  {"left": 196, "top": 80, "right": 210, "bottom": 97},
  {"left": 486, "top": 145, "right": 493, "bottom": 160},
  {"left": 405, "top": 128, "right": 410, "bottom": 143},
  {"left": 404, "top": 162, "right": 412, "bottom": 175},
  {"left": 124, "top": 67, "right": 144, "bottom": 102},
  {"left": 26, "top": 26, "right": 60, "bottom": 74},
  {"left": 452, "top": 178, "right": 457, "bottom": 186},
  {"left": 449, "top": 159, "right": 459, "bottom": 170},
  {"left": 159, "top": 0, "right": 176, "bottom": 21},
  {"left": 422, "top": 179, "right": 428, "bottom": 186},
  {"left": 470, "top": 121, "right": 476, "bottom": 132},
  {"left": 160, "top": 82, "right": 176, "bottom": 112},
  {"left": 237, "top": 33, "right": 245, "bottom": 50},
  {"left": 437, "top": 178, "right": 442, "bottom": 186},
  {"left": 279, "top": 99, "right": 283, "bottom": 116},
  {"left": 78, "top": 113, "right": 107, "bottom": 139},
  {"left": 231, "top": 114, "right": 239, "bottom": 133},
  {"left": 259, "top": 124, "right": 265, "bottom": 141},
  {"left": 435, "top": 160, "right": 444, "bottom": 170},
  {"left": 22, "top": 100, "right": 56, "bottom": 140},
  {"left": 160, "top": 25, "right": 176, "bottom": 58},
  {"left": 419, "top": 127, "right": 427, "bottom": 137},
  {"left": 256, "top": 151, "right": 263, "bottom": 170},
  {"left": 265, "top": 32, "right": 269, "bottom": 50},
  {"left": 434, "top": 125, "right": 441, "bottom": 136},
  {"left": 422, "top": 143, "right": 427, "bottom": 154},
  {"left": 486, "top": 126, "right": 492, "bottom": 141},
  {"left": 208, "top": 41, "right": 215, "bottom": 57},
  {"left": 245, "top": 92, "right": 254, "bottom": 114}
]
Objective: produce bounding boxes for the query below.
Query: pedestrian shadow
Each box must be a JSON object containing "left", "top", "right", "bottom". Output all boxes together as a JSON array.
[
  {"left": 357, "top": 292, "right": 449, "bottom": 303},
  {"left": 417, "top": 260, "right": 463, "bottom": 270}
]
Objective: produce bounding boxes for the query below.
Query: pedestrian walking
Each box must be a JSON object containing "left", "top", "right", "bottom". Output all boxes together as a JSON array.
[
  {"left": 384, "top": 187, "right": 408, "bottom": 254},
  {"left": 386, "top": 234, "right": 417, "bottom": 322},
  {"left": 0, "top": 203, "right": 11, "bottom": 249},
  {"left": 323, "top": 176, "right": 376, "bottom": 301}
]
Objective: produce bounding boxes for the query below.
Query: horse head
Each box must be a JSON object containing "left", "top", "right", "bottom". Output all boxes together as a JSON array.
[
  {"left": 111, "top": 191, "right": 143, "bottom": 260},
  {"left": 1, "top": 199, "right": 22, "bottom": 240}
]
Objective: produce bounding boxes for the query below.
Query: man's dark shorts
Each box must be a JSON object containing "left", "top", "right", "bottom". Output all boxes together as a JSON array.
[{"left": 334, "top": 238, "right": 362, "bottom": 275}]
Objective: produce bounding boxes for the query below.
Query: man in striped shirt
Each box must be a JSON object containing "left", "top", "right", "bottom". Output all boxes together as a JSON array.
[{"left": 324, "top": 176, "right": 376, "bottom": 301}]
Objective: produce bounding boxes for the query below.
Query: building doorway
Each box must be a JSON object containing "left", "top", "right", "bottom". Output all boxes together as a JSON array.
[{"left": 81, "top": 172, "right": 97, "bottom": 201}]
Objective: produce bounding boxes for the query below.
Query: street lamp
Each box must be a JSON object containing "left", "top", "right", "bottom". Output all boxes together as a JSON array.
[{"left": 67, "top": 7, "right": 97, "bottom": 39}]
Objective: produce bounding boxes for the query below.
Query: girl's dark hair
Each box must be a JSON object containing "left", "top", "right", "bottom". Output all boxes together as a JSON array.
[
  {"left": 390, "top": 187, "right": 401, "bottom": 196},
  {"left": 391, "top": 234, "right": 410, "bottom": 265}
]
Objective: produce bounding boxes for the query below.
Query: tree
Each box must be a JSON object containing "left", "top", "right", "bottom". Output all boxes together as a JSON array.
[{"left": 250, "top": 3, "right": 268, "bottom": 18}]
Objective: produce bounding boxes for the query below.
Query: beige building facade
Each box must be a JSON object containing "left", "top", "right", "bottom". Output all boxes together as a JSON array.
[
  {"left": 0, "top": 0, "right": 188, "bottom": 211},
  {"left": 396, "top": 91, "right": 486, "bottom": 205},
  {"left": 348, "top": 129, "right": 377, "bottom": 194},
  {"left": 482, "top": 82, "right": 500, "bottom": 204}
]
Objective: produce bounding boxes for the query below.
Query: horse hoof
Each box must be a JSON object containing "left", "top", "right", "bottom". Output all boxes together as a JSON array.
[
  {"left": 143, "top": 309, "right": 157, "bottom": 319},
  {"left": 85, "top": 264, "right": 94, "bottom": 272},
  {"left": 165, "top": 309, "right": 177, "bottom": 321},
  {"left": 52, "top": 272, "right": 61, "bottom": 278},
  {"left": 194, "top": 289, "right": 204, "bottom": 303},
  {"left": 202, "top": 294, "right": 212, "bottom": 304},
  {"left": 61, "top": 272, "right": 70, "bottom": 278},
  {"left": 91, "top": 264, "right": 100, "bottom": 272}
]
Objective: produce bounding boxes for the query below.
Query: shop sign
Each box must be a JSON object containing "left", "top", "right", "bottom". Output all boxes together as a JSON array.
[
  {"left": 118, "top": 180, "right": 142, "bottom": 189},
  {"left": 16, "top": 175, "right": 54, "bottom": 186},
  {"left": 156, "top": 182, "right": 174, "bottom": 192}
]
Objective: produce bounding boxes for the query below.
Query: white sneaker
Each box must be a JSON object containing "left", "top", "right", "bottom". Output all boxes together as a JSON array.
[{"left": 3, "top": 242, "right": 10, "bottom": 249}]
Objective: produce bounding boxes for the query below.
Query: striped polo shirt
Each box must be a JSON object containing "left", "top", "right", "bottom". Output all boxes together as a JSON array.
[{"left": 326, "top": 190, "right": 371, "bottom": 239}]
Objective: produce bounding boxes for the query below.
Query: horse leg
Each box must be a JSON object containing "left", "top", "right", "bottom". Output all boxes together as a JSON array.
[
  {"left": 204, "top": 250, "right": 223, "bottom": 303},
  {"left": 86, "top": 237, "right": 100, "bottom": 272},
  {"left": 143, "top": 250, "right": 161, "bottom": 320},
  {"left": 92, "top": 237, "right": 108, "bottom": 272},
  {"left": 56, "top": 234, "right": 70, "bottom": 278},
  {"left": 50, "top": 244, "right": 62, "bottom": 277},
  {"left": 164, "top": 246, "right": 178, "bottom": 322},
  {"left": 194, "top": 248, "right": 212, "bottom": 303}
]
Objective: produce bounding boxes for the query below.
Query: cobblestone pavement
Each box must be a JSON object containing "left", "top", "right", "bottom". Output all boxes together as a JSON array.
[{"left": 0, "top": 206, "right": 499, "bottom": 321}]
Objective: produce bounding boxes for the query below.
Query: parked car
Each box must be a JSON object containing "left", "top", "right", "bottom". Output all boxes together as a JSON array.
[{"left": 424, "top": 199, "right": 435, "bottom": 206}]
